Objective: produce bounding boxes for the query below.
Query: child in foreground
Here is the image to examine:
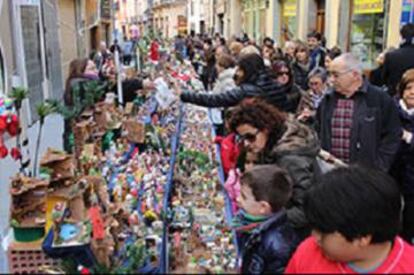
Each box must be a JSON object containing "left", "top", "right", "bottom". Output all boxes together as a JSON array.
[
  {"left": 285, "top": 165, "right": 414, "bottom": 274},
  {"left": 233, "top": 165, "right": 299, "bottom": 274}
]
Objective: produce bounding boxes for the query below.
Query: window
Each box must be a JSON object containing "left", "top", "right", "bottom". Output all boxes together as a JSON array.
[
  {"left": 350, "top": 0, "right": 389, "bottom": 69},
  {"left": 281, "top": 0, "right": 298, "bottom": 43}
]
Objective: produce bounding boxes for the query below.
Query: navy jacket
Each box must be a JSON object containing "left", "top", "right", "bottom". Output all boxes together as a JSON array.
[
  {"left": 309, "top": 46, "right": 326, "bottom": 70},
  {"left": 391, "top": 100, "right": 414, "bottom": 198},
  {"left": 240, "top": 210, "right": 299, "bottom": 274},
  {"left": 316, "top": 81, "right": 402, "bottom": 171}
]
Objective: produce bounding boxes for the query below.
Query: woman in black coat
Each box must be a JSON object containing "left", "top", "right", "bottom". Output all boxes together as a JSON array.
[
  {"left": 180, "top": 53, "right": 291, "bottom": 112},
  {"left": 229, "top": 99, "right": 320, "bottom": 240},
  {"left": 291, "top": 42, "right": 311, "bottom": 91},
  {"left": 272, "top": 60, "right": 303, "bottom": 113},
  {"left": 391, "top": 69, "right": 414, "bottom": 243}
]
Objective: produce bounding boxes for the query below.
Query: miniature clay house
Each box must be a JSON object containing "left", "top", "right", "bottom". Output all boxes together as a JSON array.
[
  {"left": 40, "top": 149, "right": 75, "bottom": 181},
  {"left": 10, "top": 175, "right": 49, "bottom": 242}
]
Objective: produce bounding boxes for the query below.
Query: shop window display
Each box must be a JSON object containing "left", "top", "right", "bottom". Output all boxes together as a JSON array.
[
  {"left": 350, "top": 0, "right": 389, "bottom": 69},
  {"left": 282, "top": 0, "right": 298, "bottom": 42},
  {"left": 243, "top": 0, "right": 267, "bottom": 41}
]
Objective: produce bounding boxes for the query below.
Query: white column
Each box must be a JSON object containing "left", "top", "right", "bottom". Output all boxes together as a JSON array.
[
  {"left": 325, "top": 0, "right": 341, "bottom": 49},
  {"left": 229, "top": 0, "right": 242, "bottom": 37},
  {"left": 297, "top": 0, "right": 308, "bottom": 41},
  {"left": 386, "top": 0, "right": 403, "bottom": 48}
]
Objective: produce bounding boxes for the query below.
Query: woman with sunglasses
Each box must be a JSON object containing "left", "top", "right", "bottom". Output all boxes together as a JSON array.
[
  {"left": 292, "top": 41, "right": 312, "bottom": 90},
  {"left": 229, "top": 99, "right": 320, "bottom": 240},
  {"left": 180, "top": 53, "right": 292, "bottom": 111},
  {"left": 272, "top": 60, "right": 303, "bottom": 113}
]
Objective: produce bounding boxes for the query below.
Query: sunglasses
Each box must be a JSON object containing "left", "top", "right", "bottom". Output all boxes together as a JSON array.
[
  {"left": 236, "top": 129, "right": 260, "bottom": 144},
  {"left": 277, "top": 71, "right": 290, "bottom": 76}
]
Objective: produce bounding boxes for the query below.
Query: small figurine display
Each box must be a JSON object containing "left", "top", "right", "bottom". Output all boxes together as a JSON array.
[
  {"left": 8, "top": 57, "right": 239, "bottom": 273},
  {"left": 96, "top": 87, "right": 181, "bottom": 270},
  {"left": 168, "top": 107, "right": 237, "bottom": 273}
]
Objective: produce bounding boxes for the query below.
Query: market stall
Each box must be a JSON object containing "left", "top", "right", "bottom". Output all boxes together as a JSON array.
[{"left": 5, "top": 56, "right": 239, "bottom": 274}]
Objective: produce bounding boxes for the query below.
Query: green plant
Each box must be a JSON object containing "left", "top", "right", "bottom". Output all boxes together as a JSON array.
[
  {"left": 92, "top": 240, "right": 148, "bottom": 274},
  {"left": 33, "top": 102, "right": 56, "bottom": 176},
  {"left": 61, "top": 258, "right": 79, "bottom": 274},
  {"left": 178, "top": 150, "right": 211, "bottom": 171},
  {"left": 48, "top": 80, "right": 108, "bottom": 120},
  {"left": 123, "top": 241, "right": 147, "bottom": 273},
  {"left": 9, "top": 87, "right": 28, "bottom": 111}
]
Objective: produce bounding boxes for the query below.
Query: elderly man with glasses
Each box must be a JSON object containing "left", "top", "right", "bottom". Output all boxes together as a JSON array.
[{"left": 316, "top": 53, "right": 401, "bottom": 171}]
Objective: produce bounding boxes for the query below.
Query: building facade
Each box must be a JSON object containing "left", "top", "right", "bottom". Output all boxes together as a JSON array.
[
  {"left": 188, "top": 0, "right": 207, "bottom": 34},
  {"left": 216, "top": 0, "right": 405, "bottom": 69},
  {"left": 152, "top": 0, "right": 187, "bottom": 38}
]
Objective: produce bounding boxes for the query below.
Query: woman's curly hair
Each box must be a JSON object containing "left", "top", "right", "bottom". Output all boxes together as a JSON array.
[{"left": 229, "top": 99, "right": 287, "bottom": 152}]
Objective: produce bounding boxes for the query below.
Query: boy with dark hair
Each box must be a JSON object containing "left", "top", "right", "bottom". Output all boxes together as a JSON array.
[
  {"left": 233, "top": 165, "right": 299, "bottom": 274},
  {"left": 263, "top": 37, "right": 275, "bottom": 48},
  {"left": 307, "top": 31, "right": 326, "bottom": 70},
  {"left": 285, "top": 165, "right": 414, "bottom": 274}
]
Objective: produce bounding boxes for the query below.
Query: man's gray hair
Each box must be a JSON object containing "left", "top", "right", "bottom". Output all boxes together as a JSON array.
[{"left": 338, "top": 53, "right": 363, "bottom": 74}]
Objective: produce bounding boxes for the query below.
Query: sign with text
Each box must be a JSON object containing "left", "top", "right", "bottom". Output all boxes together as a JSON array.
[
  {"left": 401, "top": 0, "right": 414, "bottom": 25},
  {"left": 283, "top": 0, "right": 297, "bottom": 17},
  {"left": 354, "top": 0, "right": 384, "bottom": 15},
  {"left": 101, "top": 0, "right": 111, "bottom": 20}
]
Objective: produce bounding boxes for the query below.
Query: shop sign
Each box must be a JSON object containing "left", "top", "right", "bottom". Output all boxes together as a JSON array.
[
  {"left": 101, "top": 0, "right": 112, "bottom": 20},
  {"left": 177, "top": 15, "right": 187, "bottom": 33},
  {"left": 354, "top": 0, "right": 384, "bottom": 14},
  {"left": 283, "top": 0, "right": 297, "bottom": 17},
  {"left": 401, "top": 0, "right": 414, "bottom": 25}
]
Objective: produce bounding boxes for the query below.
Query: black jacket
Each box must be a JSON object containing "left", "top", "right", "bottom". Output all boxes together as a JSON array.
[
  {"left": 383, "top": 44, "right": 414, "bottom": 95},
  {"left": 292, "top": 62, "right": 310, "bottom": 91},
  {"left": 284, "top": 83, "right": 303, "bottom": 113},
  {"left": 259, "top": 117, "right": 320, "bottom": 231},
  {"left": 391, "top": 99, "right": 414, "bottom": 198},
  {"left": 240, "top": 210, "right": 299, "bottom": 274},
  {"left": 180, "top": 70, "right": 291, "bottom": 111},
  {"left": 316, "top": 81, "right": 401, "bottom": 171},
  {"left": 370, "top": 65, "right": 385, "bottom": 87}
]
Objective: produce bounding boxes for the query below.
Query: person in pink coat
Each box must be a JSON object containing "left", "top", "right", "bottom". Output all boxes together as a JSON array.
[{"left": 225, "top": 151, "right": 257, "bottom": 213}]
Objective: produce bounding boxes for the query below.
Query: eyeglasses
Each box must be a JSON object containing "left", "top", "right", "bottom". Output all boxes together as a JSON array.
[
  {"left": 236, "top": 129, "right": 260, "bottom": 144},
  {"left": 328, "top": 68, "right": 353, "bottom": 79}
]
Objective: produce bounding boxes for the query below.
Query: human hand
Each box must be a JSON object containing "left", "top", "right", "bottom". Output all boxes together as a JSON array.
[
  {"left": 402, "top": 129, "right": 413, "bottom": 144},
  {"left": 297, "top": 108, "right": 313, "bottom": 121}
]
